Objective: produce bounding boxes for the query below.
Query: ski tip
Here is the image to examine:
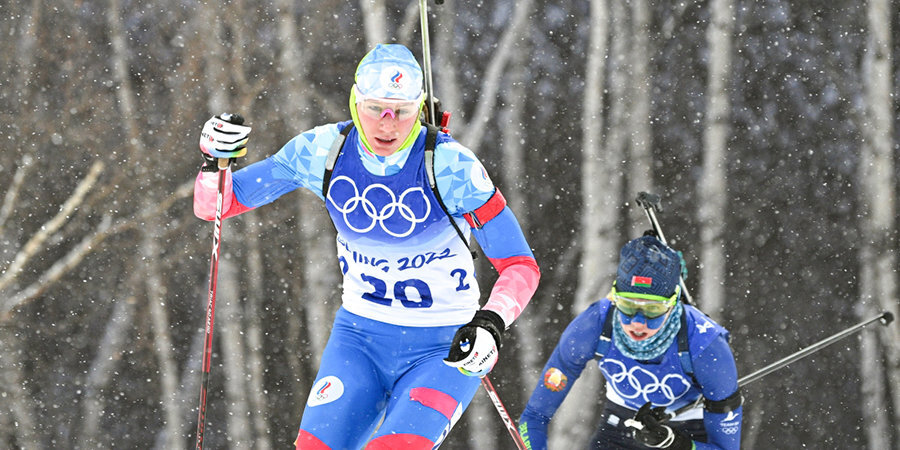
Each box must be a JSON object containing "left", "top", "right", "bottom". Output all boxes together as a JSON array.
[{"left": 881, "top": 311, "right": 894, "bottom": 325}]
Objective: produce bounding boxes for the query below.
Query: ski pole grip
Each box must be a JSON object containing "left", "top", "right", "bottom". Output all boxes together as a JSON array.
[
  {"left": 636, "top": 191, "right": 663, "bottom": 212},
  {"left": 217, "top": 112, "right": 245, "bottom": 125},
  {"left": 215, "top": 113, "right": 245, "bottom": 170}
]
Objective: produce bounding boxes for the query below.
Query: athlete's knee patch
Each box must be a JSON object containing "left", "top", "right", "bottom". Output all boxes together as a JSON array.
[
  {"left": 295, "top": 429, "right": 330, "bottom": 450},
  {"left": 409, "top": 386, "right": 459, "bottom": 420},
  {"left": 365, "top": 433, "right": 434, "bottom": 449}
]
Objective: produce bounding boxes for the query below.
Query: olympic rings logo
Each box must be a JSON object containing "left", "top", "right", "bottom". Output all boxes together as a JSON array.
[
  {"left": 600, "top": 359, "right": 692, "bottom": 406},
  {"left": 327, "top": 176, "right": 431, "bottom": 238}
]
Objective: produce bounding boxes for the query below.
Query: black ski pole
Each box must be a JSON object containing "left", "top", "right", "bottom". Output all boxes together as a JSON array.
[
  {"left": 634, "top": 192, "right": 694, "bottom": 306},
  {"left": 418, "top": 0, "right": 437, "bottom": 125},
  {"left": 673, "top": 310, "right": 894, "bottom": 416},
  {"left": 195, "top": 113, "right": 244, "bottom": 449},
  {"left": 737, "top": 310, "right": 893, "bottom": 386}
]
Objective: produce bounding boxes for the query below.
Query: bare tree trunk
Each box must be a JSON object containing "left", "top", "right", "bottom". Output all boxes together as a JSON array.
[
  {"left": 218, "top": 255, "right": 253, "bottom": 446},
  {"left": 465, "top": 390, "right": 497, "bottom": 449},
  {"left": 859, "top": 0, "right": 898, "bottom": 444},
  {"left": 459, "top": 0, "right": 536, "bottom": 149},
  {"left": 697, "top": 0, "right": 734, "bottom": 317},
  {"left": 627, "top": 0, "right": 654, "bottom": 237},
  {"left": 156, "top": 326, "right": 207, "bottom": 449},
  {"left": 0, "top": 5, "right": 55, "bottom": 444},
  {"left": 359, "top": 0, "right": 388, "bottom": 45},
  {"left": 142, "top": 218, "right": 185, "bottom": 449},
  {"left": 551, "top": 2, "right": 611, "bottom": 448},
  {"left": 0, "top": 325, "right": 39, "bottom": 448},
  {"left": 858, "top": 315, "right": 890, "bottom": 449},
  {"left": 496, "top": 35, "right": 543, "bottom": 403},
  {"left": 297, "top": 205, "right": 341, "bottom": 362},
  {"left": 574, "top": 0, "right": 613, "bottom": 323},
  {"left": 432, "top": 0, "right": 461, "bottom": 120},
  {"left": 272, "top": 0, "right": 339, "bottom": 371},
  {"left": 107, "top": 0, "right": 184, "bottom": 446},
  {"left": 244, "top": 220, "right": 273, "bottom": 450},
  {"left": 79, "top": 295, "right": 137, "bottom": 446}
]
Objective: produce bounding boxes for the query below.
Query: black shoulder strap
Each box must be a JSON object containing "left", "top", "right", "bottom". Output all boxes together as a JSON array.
[
  {"left": 594, "top": 306, "right": 617, "bottom": 360},
  {"left": 322, "top": 122, "right": 354, "bottom": 198},
  {"left": 676, "top": 308, "right": 702, "bottom": 389},
  {"left": 677, "top": 308, "right": 693, "bottom": 376}
]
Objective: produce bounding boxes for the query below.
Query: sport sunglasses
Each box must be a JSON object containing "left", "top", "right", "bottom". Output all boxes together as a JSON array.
[{"left": 608, "top": 282, "right": 680, "bottom": 319}]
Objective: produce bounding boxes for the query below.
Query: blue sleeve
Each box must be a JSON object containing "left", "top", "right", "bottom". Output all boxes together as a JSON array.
[
  {"left": 232, "top": 123, "right": 343, "bottom": 207},
  {"left": 232, "top": 156, "right": 304, "bottom": 208},
  {"left": 692, "top": 335, "right": 742, "bottom": 450},
  {"left": 472, "top": 207, "right": 534, "bottom": 259},
  {"left": 518, "top": 301, "right": 608, "bottom": 450},
  {"left": 517, "top": 409, "right": 549, "bottom": 450}
]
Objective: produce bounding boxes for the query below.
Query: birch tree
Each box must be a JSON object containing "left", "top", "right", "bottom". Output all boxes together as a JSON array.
[
  {"left": 858, "top": 0, "right": 898, "bottom": 446},
  {"left": 280, "top": 0, "right": 342, "bottom": 371},
  {"left": 455, "top": 0, "right": 536, "bottom": 150},
  {"left": 627, "top": 0, "right": 654, "bottom": 233},
  {"left": 697, "top": 0, "right": 734, "bottom": 318},
  {"left": 499, "top": 35, "right": 544, "bottom": 384},
  {"left": 360, "top": 0, "right": 388, "bottom": 45},
  {"left": 106, "top": 0, "right": 184, "bottom": 445},
  {"left": 551, "top": 1, "right": 612, "bottom": 447}
]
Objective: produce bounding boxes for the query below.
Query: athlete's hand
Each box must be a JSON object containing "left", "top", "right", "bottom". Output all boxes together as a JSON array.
[
  {"left": 443, "top": 310, "right": 505, "bottom": 377},
  {"left": 199, "top": 113, "right": 251, "bottom": 171},
  {"left": 625, "top": 402, "right": 692, "bottom": 449}
]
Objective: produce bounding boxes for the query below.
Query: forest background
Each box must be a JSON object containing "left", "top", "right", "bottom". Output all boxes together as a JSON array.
[{"left": 1, "top": 0, "right": 899, "bottom": 448}]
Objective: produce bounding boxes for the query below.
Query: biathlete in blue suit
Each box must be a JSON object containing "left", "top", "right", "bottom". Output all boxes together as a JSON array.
[
  {"left": 193, "top": 44, "right": 540, "bottom": 449},
  {"left": 518, "top": 235, "right": 741, "bottom": 450}
]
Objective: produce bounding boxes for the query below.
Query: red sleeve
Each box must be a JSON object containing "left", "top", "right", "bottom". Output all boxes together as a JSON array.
[
  {"left": 482, "top": 255, "right": 541, "bottom": 326},
  {"left": 193, "top": 169, "right": 254, "bottom": 220}
]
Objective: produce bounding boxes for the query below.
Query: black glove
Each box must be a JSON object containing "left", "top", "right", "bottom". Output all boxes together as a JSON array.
[
  {"left": 626, "top": 402, "right": 693, "bottom": 449},
  {"left": 442, "top": 310, "right": 505, "bottom": 376}
]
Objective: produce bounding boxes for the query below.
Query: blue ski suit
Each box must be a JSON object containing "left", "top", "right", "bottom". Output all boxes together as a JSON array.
[
  {"left": 518, "top": 299, "right": 741, "bottom": 450},
  {"left": 193, "top": 121, "right": 540, "bottom": 449}
]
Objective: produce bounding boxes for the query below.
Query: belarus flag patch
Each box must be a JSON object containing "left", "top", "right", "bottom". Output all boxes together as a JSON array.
[{"left": 631, "top": 276, "right": 653, "bottom": 288}]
